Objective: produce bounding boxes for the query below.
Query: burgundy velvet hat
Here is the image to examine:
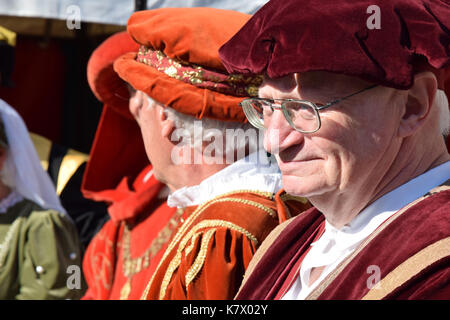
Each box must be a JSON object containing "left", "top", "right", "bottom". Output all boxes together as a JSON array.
[{"left": 219, "top": 0, "right": 450, "bottom": 94}]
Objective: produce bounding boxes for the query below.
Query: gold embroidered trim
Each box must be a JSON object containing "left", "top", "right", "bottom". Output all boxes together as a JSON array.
[
  {"left": 185, "top": 232, "right": 201, "bottom": 257},
  {"left": 0, "top": 219, "right": 21, "bottom": 268},
  {"left": 122, "top": 208, "right": 184, "bottom": 277},
  {"left": 159, "top": 219, "right": 259, "bottom": 299},
  {"left": 185, "top": 229, "right": 216, "bottom": 288},
  {"left": 280, "top": 193, "right": 309, "bottom": 204},
  {"left": 90, "top": 227, "right": 115, "bottom": 292},
  {"left": 186, "top": 219, "right": 258, "bottom": 245},
  {"left": 217, "top": 189, "right": 274, "bottom": 200},
  {"left": 141, "top": 191, "right": 274, "bottom": 300},
  {"left": 221, "top": 198, "right": 276, "bottom": 218},
  {"left": 306, "top": 182, "right": 449, "bottom": 300},
  {"left": 362, "top": 237, "right": 450, "bottom": 300},
  {"left": 120, "top": 207, "right": 184, "bottom": 299}
]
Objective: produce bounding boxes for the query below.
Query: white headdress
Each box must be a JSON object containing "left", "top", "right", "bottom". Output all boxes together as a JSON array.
[{"left": 0, "top": 99, "right": 66, "bottom": 214}]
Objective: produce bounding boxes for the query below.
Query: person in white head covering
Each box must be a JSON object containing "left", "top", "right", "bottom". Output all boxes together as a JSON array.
[{"left": 0, "top": 98, "right": 85, "bottom": 299}]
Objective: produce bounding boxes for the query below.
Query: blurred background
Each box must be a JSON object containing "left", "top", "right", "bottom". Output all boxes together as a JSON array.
[
  {"left": 0, "top": 0, "right": 268, "bottom": 153},
  {"left": 0, "top": 0, "right": 269, "bottom": 247}
]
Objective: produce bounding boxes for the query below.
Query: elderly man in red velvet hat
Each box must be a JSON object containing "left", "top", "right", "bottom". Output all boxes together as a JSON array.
[
  {"left": 219, "top": 0, "right": 450, "bottom": 299},
  {"left": 81, "top": 31, "right": 179, "bottom": 300},
  {"left": 87, "top": 7, "right": 311, "bottom": 300}
]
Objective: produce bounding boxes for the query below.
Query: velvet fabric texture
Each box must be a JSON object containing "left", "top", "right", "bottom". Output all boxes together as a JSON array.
[
  {"left": 235, "top": 188, "right": 450, "bottom": 300},
  {"left": 86, "top": 31, "right": 139, "bottom": 120},
  {"left": 82, "top": 32, "right": 148, "bottom": 201},
  {"left": 140, "top": 190, "right": 311, "bottom": 300},
  {"left": 219, "top": 0, "right": 450, "bottom": 94},
  {"left": 81, "top": 107, "right": 149, "bottom": 202},
  {"left": 113, "top": 8, "right": 259, "bottom": 122}
]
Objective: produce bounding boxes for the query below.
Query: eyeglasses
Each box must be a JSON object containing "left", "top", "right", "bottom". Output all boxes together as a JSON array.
[{"left": 239, "top": 84, "right": 377, "bottom": 133}]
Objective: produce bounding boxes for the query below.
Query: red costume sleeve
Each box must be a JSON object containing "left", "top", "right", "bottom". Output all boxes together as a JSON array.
[{"left": 164, "top": 227, "right": 257, "bottom": 299}]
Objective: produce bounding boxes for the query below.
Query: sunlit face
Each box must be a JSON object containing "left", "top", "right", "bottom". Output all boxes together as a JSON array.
[
  {"left": 260, "top": 72, "right": 404, "bottom": 198},
  {"left": 128, "top": 86, "right": 173, "bottom": 185}
]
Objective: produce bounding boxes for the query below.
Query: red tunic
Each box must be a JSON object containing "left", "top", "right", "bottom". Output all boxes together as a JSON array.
[
  {"left": 236, "top": 183, "right": 450, "bottom": 300},
  {"left": 82, "top": 165, "right": 177, "bottom": 300}
]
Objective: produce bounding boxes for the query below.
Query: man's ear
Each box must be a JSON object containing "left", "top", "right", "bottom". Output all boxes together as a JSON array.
[{"left": 398, "top": 71, "right": 437, "bottom": 138}]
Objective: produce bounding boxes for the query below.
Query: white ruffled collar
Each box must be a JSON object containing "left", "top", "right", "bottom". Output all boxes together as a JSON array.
[
  {"left": 0, "top": 190, "right": 23, "bottom": 214},
  {"left": 167, "top": 152, "right": 282, "bottom": 208}
]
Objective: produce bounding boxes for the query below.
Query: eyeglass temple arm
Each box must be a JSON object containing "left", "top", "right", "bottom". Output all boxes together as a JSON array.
[{"left": 317, "top": 84, "right": 378, "bottom": 110}]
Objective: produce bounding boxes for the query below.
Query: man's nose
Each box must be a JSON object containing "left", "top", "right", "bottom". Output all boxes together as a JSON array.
[{"left": 264, "top": 110, "right": 304, "bottom": 154}]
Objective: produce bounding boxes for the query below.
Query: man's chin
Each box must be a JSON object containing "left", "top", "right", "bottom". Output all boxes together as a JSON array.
[{"left": 281, "top": 175, "right": 327, "bottom": 198}]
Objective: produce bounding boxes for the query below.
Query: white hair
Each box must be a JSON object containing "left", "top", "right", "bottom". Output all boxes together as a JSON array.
[
  {"left": 146, "top": 96, "right": 263, "bottom": 161},
  {"left": 435, "top": 89, "right": 450, "bottom": 136}
]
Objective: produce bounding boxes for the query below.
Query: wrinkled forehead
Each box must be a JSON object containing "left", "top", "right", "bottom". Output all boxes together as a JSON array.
[{"left": 259, "top": 71, "right": 375, "bottom": 100}]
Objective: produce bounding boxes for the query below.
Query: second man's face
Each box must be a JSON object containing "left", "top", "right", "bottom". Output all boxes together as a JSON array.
[{"left": 128, "top": 86, "right": 175, "bottom": 186}]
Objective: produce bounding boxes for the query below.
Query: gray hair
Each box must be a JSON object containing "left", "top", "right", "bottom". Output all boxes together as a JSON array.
[
  {"left": 146, "top": 96, "right": 263, "bottom": 161},
  {"left": 435, "top": 89, "right": 449, "bottom": 136}
]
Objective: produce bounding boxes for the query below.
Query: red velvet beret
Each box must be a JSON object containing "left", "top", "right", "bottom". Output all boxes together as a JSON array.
[
  {"left": 114, "top": 7, "right": 263, "bottom": 122},
  {"left": 83, "top": 32, "right": 148, "bottom": 201},
  {"left": 219, "top": 0, "right": 450, "bottom": 94}
]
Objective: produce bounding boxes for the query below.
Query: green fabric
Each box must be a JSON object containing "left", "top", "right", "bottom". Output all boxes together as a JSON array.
[{"left": 0, "top": 198, "right": 86, "bottom": 299}]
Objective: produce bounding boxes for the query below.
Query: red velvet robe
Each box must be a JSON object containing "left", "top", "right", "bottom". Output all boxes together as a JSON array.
[
  {"left": 235, "top": 182, "right": 450, "bottom": 300},
  {"left": 82, "top": 165, "right": 177, "bottom": 300}
]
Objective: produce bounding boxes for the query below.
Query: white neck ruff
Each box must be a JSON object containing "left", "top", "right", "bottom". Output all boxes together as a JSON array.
[{"left": 167, "top": 153, "right": 282, "bottom": 208}]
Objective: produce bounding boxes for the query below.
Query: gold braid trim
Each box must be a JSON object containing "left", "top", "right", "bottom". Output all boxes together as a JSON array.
[
  {"left": 217, "top": 189, "right": 274, "bottom": 199},
  {"left": 185, "top": 232, "right": 201, "bottom": 257},
  {"left": 183, "top": 220, "right": 260, "bottom": 288},
  {"left": 159, "top": 219, "right": 259, "bottom": 299},
  {"left": 221, "top": 198, "right": 277, "bottom": 218},
  {"left": 141, "top": 191, "right": 274, "bottom": 300},
  {"left": 185, "top": 229, "right": 216, "bottom": 288},
  {"left": 362, "top": 237, "right": 450, "bottom": 300}
]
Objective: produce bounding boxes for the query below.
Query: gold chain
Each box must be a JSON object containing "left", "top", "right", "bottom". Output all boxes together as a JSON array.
[{"left": 120, "top": 207, "right": 185, "bottom": 299}]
